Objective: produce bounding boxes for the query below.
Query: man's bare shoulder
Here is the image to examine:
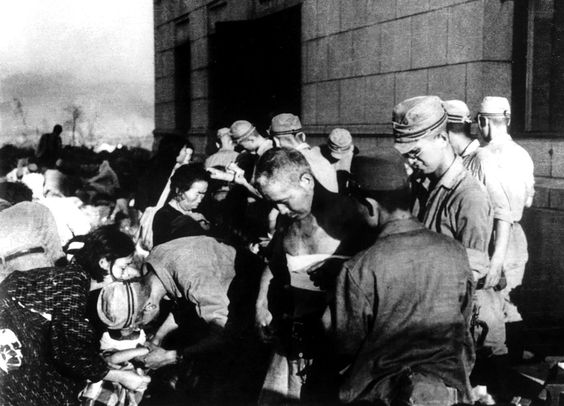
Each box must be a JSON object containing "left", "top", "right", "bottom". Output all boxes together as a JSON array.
[{"left": 281, "top": 194, "right": 369, "bottom": 255}]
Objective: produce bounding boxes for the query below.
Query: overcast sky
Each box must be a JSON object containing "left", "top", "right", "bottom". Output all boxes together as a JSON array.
[
  {"left": 0, "top": 0, "right": 155, "bottom": 146},
  {"left": 0, "top": 0, "right": 154, "bottom": 85}
]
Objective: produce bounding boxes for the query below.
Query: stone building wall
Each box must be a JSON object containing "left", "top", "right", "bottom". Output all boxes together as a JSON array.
[
  {"left": 154, "top": 0, "right": 564, "bottom": 346},
  {"left": 154, "top": 0, "right": 516, "bottom": 145}
]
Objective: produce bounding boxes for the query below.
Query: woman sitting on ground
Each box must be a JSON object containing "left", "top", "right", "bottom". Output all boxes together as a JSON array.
[
  {"left": 0, "top": 225, "right": 150, "bottom": 406},
  {"left": 152, "top": 163, "right": 211, "bottom": 246}
]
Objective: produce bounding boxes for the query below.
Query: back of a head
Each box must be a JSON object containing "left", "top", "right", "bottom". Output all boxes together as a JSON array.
[
  {"left": 327, "top": 128, "right": 354, "bottom": 158},
  {"left": 217, "top": 127, "right": 231, "bottom": 140},
  {"left": 269, "top": 114, "right": 304, "bottom": 146},
  {"left": 254, "top": 147, "right": 312, "bottom": 187},
  {"left": 350, "top": 149, "right": 411, "bottom": 212},
  {"left": 98, "top": 280, "right": 143, "bottom": 330},
  {"left": 443, "top": 99, "right": 473, "bottom": 138},
  {"left": 170, "top": 163, "right": 210, "bottom": 194},
  {"left": 230, "top": 120, "right": 258, "bottom": 143},
  {"left": 53, "top": 124, "right": 63, "bottom": 135},
  {"left": 216, "top": 127, "right": 234, "bottom": 149},
  {"left": 479, "top": 96, "right": 511, "bottom": 127}
]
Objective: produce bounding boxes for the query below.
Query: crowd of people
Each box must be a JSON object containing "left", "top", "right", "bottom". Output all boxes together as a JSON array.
[{"left": 0, "top": 94, "right": 535, "bottom": 406}]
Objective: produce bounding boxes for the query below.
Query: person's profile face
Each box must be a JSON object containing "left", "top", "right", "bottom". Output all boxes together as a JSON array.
[
  {"left": 111, "top": 255, "right": 139, "bottom": 280},
  {"left": 273, "top": 134, "right": 299, "bottom": 149},
  {"left": 402, "top": 135, "right": 444, "bottom": 175},
  {"left": 237, "top": 135, "right": 259, "bottom": 152}
]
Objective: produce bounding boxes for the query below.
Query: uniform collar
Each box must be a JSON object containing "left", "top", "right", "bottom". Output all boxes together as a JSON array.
[
  {"left": 435, "top": 156, "right": 465, "bottom": 190},
  {"left": 489, "top": 133, "right": 513, "bottom": 145},
  {"left": 461, "top": 139, "right": 480, "bottom": 157},
  {"left": 256, "top": 139, "right": 273, "bottom": 156},
  {"left": 378, "top": 216, "right": 423, "bottom": 239},
  {"left": 296, "top": 142, "right": 311, "bottom": 151}
]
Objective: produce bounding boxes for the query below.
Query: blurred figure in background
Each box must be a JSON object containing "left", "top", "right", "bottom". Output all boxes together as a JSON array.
[
  {"left": 36, "top": 124, "right": 63, "bottom": 170},
  {"left": 204, "top": 127, "right": 239, "bottom": 170},
  {"left": 269, "top": 113, "right": 339, "bottom": 193},
  {"left": 316, "top": 128, "right": 358, "bottom": 193}
]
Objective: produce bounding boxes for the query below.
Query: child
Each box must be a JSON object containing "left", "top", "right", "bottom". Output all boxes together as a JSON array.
[{"left": 80, "top": 281, "right": 149, "bottom": 406}]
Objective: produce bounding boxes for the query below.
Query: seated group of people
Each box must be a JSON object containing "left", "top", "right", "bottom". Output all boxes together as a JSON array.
[{"left": 0, "top": 95, "right": 535, "bottom": 406}]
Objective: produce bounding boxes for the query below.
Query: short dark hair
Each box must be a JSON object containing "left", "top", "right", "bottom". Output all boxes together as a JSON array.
[
  {"left": 0, "top": 182, "right": 33, "bottom": 205},
  {"left": 169, "top": 163, "right": 209, "bottom": 199},
  {"left": 53, "top": 124, "right": 63, "bottom": 134},
  {"left": 254, "top": 147, "right": 312, "bottom": 187},
  {"left": 354, "top": 186, "right": 412, "bottom": 213},
  {"left": 489, "top": 116, "right": 510, "bottom": 127},
  {"left": 72, "top": 225, "right": 135, "bottom": 282},
  {"left": 447, "top": 122, "right": 472, "bottom": 137}
]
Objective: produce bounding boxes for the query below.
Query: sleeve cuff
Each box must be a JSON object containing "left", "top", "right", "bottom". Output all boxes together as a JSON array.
[{"left": 465, "top": 248, "right": 489, "bottom": 277}]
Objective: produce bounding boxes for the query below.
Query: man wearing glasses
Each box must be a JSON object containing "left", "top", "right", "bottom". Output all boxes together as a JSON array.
[
  {"left": 393, "top": 95, "right": 493, "bottom": 284},
  {"left": 393, "top": 95, "right": 518, "bottom": 400}
]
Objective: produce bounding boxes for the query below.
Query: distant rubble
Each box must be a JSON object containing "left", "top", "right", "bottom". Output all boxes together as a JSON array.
[{"left": 0, "top": 72, "right": 154, "bottom": 149}]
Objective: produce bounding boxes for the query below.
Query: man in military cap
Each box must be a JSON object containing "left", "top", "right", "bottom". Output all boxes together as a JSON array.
[
  {"left": 253, "top": 147, "right": 373, "bottom": 404},
  {"left": 394, "top": 96, "right": 515, "bottom": 398},
  {"left": 332, "top": 150, "right": 474, "bottom": 405},
  {"left": 444, "top": 99, "right": 510, "bottom": 289},
  {"left": 208, "top": 120, "right": 272, "bottom": 196},
  {"left": 393, "top": 95, "right": 493, "bottom": 281},
  {"left": 475, "top": 96, "right": 535, "bottom": 360},
  {"left": 269, "top": 113, "right": 339, "bottom": 193},
  {"left": 442, "top": 100, "right": 480, "bottom": 167},
  {"left": 316, "top": 128, "right": 358, "bottom": 192},
  {"left": 204, "top": 127, "right": 239, "bottom": 170},
  {"left": 230, "top": 120, "right": 273, "bottom": 157}
]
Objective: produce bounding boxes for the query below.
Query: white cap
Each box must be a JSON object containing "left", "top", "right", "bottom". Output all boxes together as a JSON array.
[
  {"left": 442, "top": 100, "right": 472, "bottom": 124},
  {"left": 478, "top": 96, "right": 511, "bottom": 117}
]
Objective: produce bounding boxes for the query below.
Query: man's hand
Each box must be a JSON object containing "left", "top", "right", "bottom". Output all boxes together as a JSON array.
[
  {"left": 207, "top": 167, "right": 236, "bottom": 182},
  {"left": 142, "top": 342, "right": 177, "bottom": 370},
  {"left": 255, "top": 304, "right": 274, "bottom": 343},
  {"left": 104, "top": 347, "right": 149, "bottom": 369},
  {"left": 117, "top": 370, "right": 151, "bottom": 392},
  {"left": 226, "top": 163, "right": 246, "bottom": 184},
  {"left": 307, "top": 257, "right": 347, "bottom": 291},
  {"left": 483, "top": 257, "right": 503, "bottom": 289}
]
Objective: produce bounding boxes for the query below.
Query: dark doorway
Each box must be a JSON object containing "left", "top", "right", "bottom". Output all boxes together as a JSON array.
[
  {"left": 512, "top": 0, "right": 564, "bottom": 134},
  {"left": 209, "top": 5, "right": 301, "bottom": 135}
]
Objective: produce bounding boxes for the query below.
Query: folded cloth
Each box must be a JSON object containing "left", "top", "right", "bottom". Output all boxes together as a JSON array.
[{"left": 286, "top": 254, "right": 350, "bottom": 292}]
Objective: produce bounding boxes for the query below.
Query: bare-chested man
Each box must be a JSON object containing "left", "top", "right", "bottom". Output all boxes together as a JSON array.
[{"left": 253, "top": 147, "right": 373, "bottom": 404}]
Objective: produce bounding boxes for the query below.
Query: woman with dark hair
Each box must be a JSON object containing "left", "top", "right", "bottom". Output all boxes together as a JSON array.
[
  {"left": 0, "top": 225, "right": 150, "bottom": 405},
  {"left": 152, "top": 163, "right": 211, "bottom": 246}
]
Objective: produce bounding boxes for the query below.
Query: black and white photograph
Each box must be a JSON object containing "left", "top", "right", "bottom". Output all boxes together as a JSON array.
[{"left": 0, "top": 1, "right": 563, "bottom": 405}]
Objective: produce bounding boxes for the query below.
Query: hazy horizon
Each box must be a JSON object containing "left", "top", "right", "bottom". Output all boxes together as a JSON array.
[{"left": 0, "top": 0, "right": 155, "bottom": 148}]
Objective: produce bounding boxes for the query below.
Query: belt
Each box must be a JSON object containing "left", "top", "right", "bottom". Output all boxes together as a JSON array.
[{"left": 1, "top": 247, "right": 45, "bottom": 267}]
